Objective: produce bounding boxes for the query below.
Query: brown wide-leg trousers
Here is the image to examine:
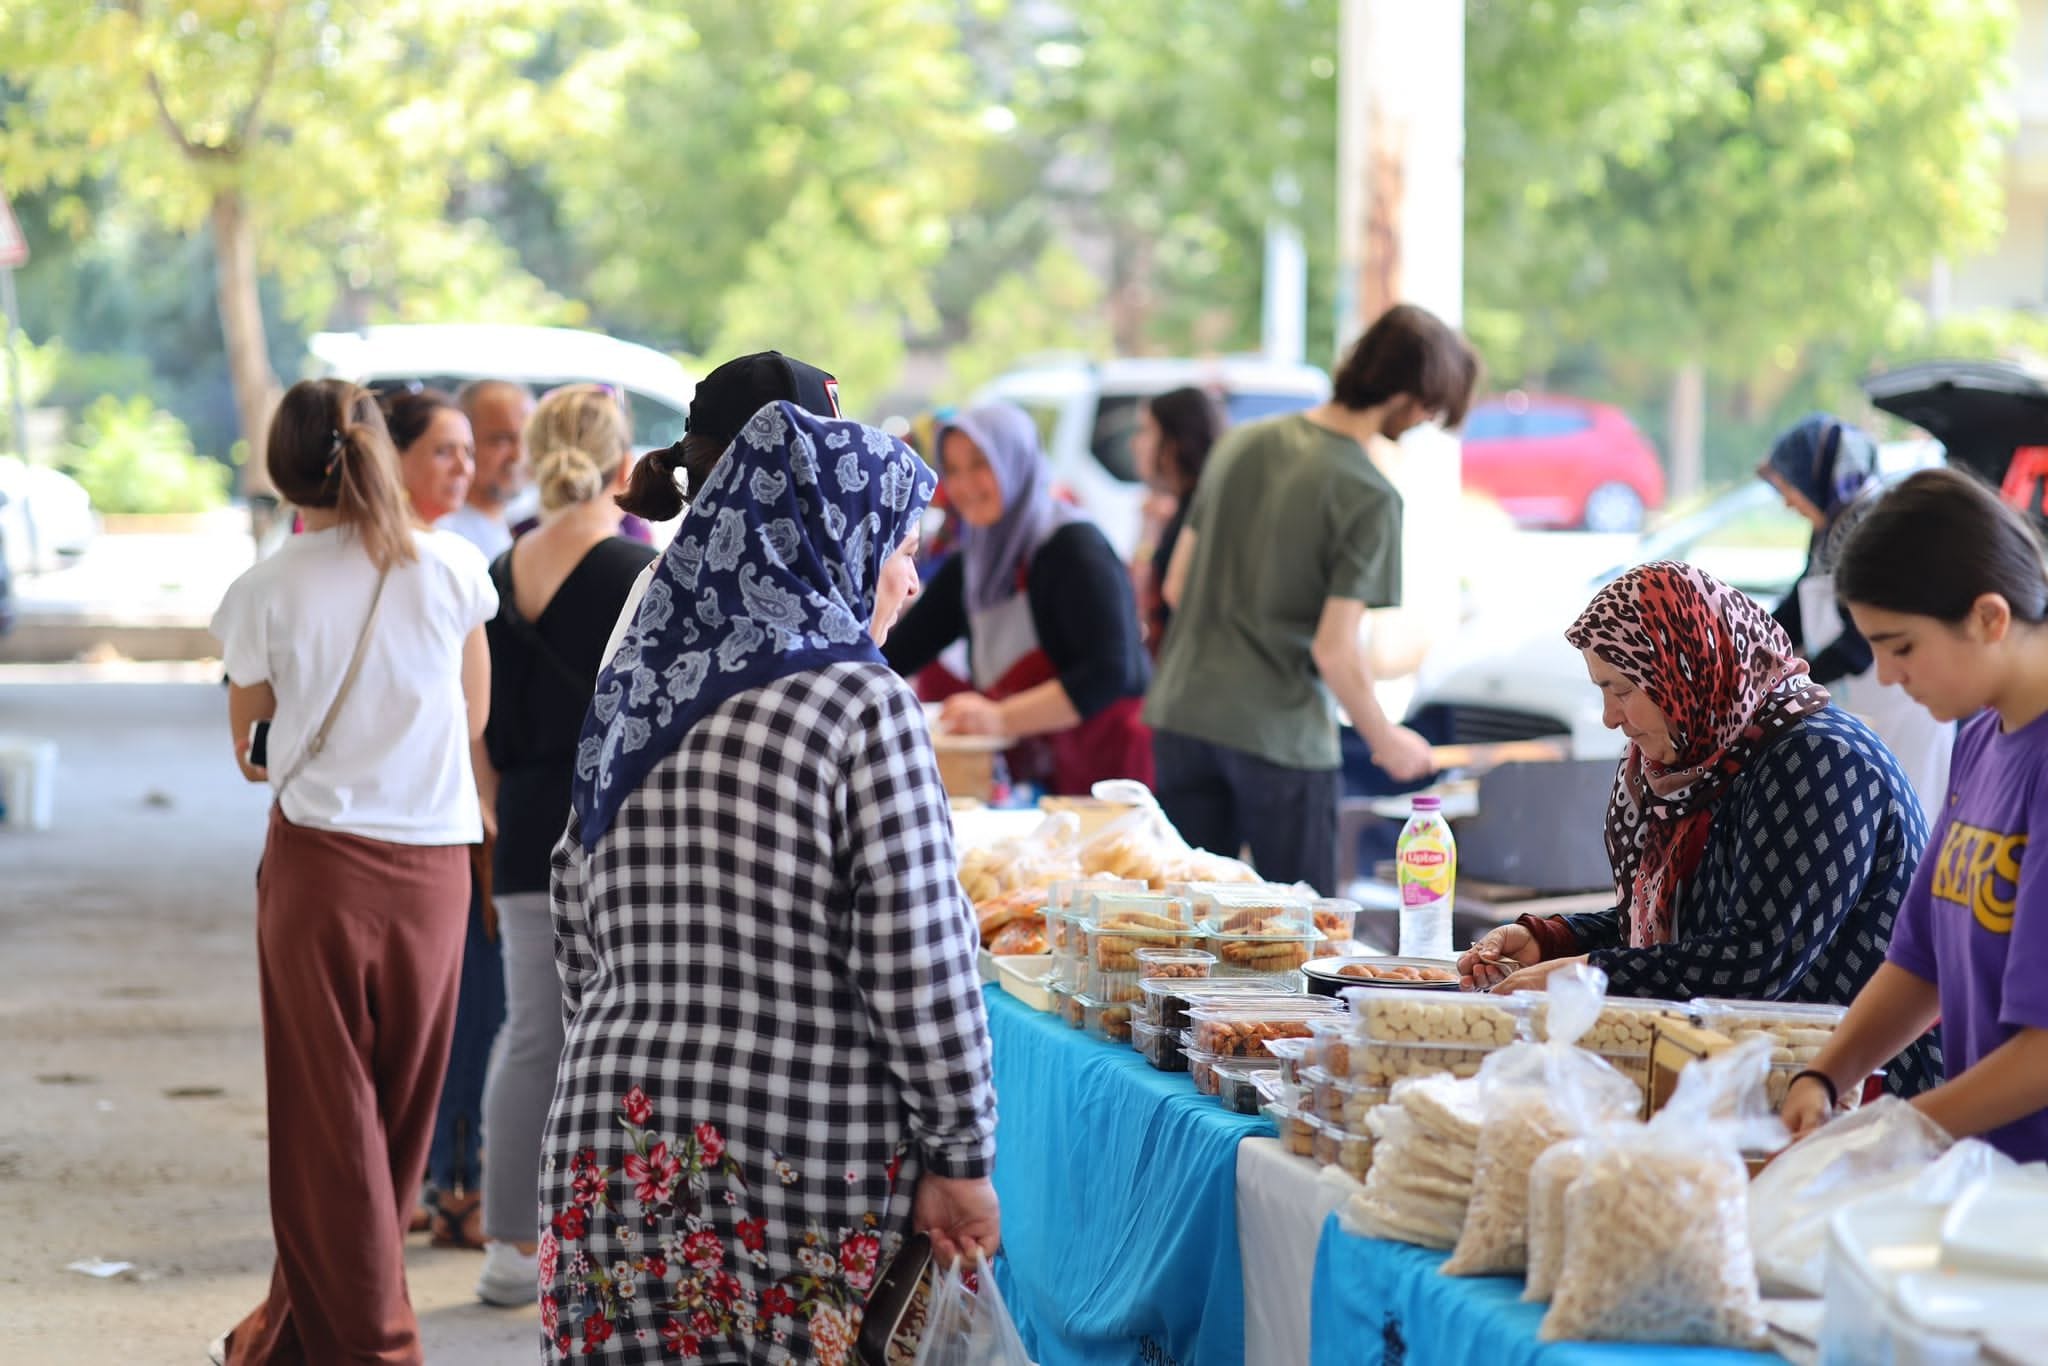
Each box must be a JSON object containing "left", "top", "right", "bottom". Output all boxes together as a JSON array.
[{"left": 228, "top": 807, "right": 470, "bottom": 1366}]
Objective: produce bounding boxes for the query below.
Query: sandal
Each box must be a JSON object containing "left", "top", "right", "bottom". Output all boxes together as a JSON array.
[{"left": 429, "top": 1190, "right": 486, "bottom": 1250}]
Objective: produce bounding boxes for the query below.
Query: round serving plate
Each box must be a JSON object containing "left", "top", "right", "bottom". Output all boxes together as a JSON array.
[{"left": 1303, "top": 954, "right": 1461, "bottom": 997}]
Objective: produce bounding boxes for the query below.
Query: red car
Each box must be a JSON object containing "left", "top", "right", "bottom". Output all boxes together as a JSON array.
[{"left": 1459, "top": 394, "right": 1666, "bottom": 532}]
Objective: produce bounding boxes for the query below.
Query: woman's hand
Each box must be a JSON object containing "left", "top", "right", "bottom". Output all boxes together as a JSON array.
[
  {"left": 1456, "top": 924, "right": 1540, "bottom": 992},
  {"left": 940, "top": 693, "right": 1007, "bottom": 739},
  {"left": 1486, "top": 953, "right": 1591, "bottom": 996},
  {"left": 1781, "top": 1072, "right": 1836, "bottom": 1141},
  {"left": 913, "top": 1174, "right": 1001, "bottom": 1267}
]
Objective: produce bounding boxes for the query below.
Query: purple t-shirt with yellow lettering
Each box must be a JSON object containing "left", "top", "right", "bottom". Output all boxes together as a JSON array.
[{"left": 1888, "top": 709, "right": 2048, "bottom": 1161}]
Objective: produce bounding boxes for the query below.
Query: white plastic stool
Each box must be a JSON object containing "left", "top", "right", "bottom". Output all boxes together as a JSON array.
[{"left": 0, "top": 735, "right": 57, "bottom": 831}]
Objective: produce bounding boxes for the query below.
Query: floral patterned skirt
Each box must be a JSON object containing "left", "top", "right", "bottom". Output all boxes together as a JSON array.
[{"left": 538, "top": 1081, "right": 914, "bottom": 1364}]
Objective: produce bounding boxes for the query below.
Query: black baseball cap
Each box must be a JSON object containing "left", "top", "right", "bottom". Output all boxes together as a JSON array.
[{"left": 684, "top": 351, "right": 841, "bottom": 448}]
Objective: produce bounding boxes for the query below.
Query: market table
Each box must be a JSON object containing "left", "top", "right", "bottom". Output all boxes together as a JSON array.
[
  {"left": 1308, "top": 1215, "right": 1786, "bottom": 1366},
  {"left": 984, "top": 984, "right": 1267, "bottom": 1366}
]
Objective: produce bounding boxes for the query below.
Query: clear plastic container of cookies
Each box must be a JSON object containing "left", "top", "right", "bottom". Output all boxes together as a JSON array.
[
  {"left": 1204, "top": 930, "right": 1321, "bottom": 978},
  {"left": 1267, "top": 1100, "right": 1318, "bottom": 1158},
  {"left": 1055, "top": 982, "right": 1086, "bottom": 1029},
  {"left": 1195, "top": 887, "right": 1316, "bottom": 938},
  {"left": 1214, "top": 1060, "right": 1275, "bottom": 1115},
  {"left": 1306, "top": 1010, "right": 1514, "bottom": 1087},
  {"left": 1078, "top": 994, "right": 1135, "bottom": 1044},
  {"left": 1082, "top": 893, "right": 1201, "bottom": 973},
  {"left": 1077, "top": 962, "right": 1146, "bottom": 1006},
  {"left": 1691, "top": 998, "right": 1852, "bottom": 1108},
  {"left": 1135, "top": 947, "right": 1215, "bottom": 981},
  {"left": 1528, "top": 993, "right": 1688, "bottom": 1094},
  {"left": 1338, "top": 986, "right": 1527, "bottom": 1047},
  {"left": 1300, "top": 1068, "right": 1390, "bottom": 1133},
  {"left": 1184, "top": 1041, "right": 1282, "bottom": 1103},
  {"left": 1185, "top": 1002, "right": 1341, "bottom": 1059},
  {"left": 1130, "top": 1020, "right": 1187, "bottom": 1072},
  {"left": 1309, "top": 1117, "right": 1376, "bottom": 1181},
  {"left": 1311, "top": 897, "right": 1361, "bottom": 942}
]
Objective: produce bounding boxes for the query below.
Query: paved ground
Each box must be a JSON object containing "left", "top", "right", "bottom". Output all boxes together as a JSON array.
[{"left": 0, "top": 671, "right": 536, "bottom": 1364}]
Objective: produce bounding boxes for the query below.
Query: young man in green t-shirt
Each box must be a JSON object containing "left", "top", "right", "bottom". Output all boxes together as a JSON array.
[{"left": 1143, "top": 303, "right": 1480, "bottom": 893}]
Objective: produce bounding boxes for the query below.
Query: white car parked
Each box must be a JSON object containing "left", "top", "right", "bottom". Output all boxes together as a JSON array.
[
  {"left": 306, "top": 324, "right": 698, "bottom": 455},
  {"left": 1406, "top": 440, "right": 1943, "bottom": 757},
  {"left": 973, "top": 355, "right": 1331, "bottom": 558},
  {"left": 0, "top": 455, "right": 97, "bottom": 574}
]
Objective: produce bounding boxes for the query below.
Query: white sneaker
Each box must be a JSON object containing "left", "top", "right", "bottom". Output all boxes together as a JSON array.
[
  {"left": 206, "top": 1331, "right": 229, "bottom": 1365},
  {"left": 475, "top": 1240, "right": 540, "bottom": 1308}
]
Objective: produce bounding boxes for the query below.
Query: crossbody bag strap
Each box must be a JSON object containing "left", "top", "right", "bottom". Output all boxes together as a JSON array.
[{"left": 276, "top": 565, "right": 392, "bottom": 800}]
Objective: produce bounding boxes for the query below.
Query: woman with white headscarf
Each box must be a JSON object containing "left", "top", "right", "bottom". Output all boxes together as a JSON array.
[{"left": 882, "top": 401, "right": 1154, "bottom": 794}]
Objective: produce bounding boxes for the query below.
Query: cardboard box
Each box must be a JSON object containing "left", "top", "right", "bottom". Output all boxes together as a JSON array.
[
  {"left": 1647, "top": 1018, "right": 1774, "bottom": 1177},
  {"left": 933, "top": 742, "right": 997, "bottom": 801}
]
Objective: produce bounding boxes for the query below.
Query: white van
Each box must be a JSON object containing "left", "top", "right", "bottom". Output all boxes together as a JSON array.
[
  {"left": 972, "top": 355, "right": 1331, "bottom": 558},
  {"left": 306, "top": 324, "right": 697, "bottom": 454}
]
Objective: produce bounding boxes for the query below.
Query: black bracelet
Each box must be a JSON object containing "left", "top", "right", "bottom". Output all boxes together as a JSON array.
[{"left": 1790, "top": 1068, "right": 1839, "bottom": 1109}]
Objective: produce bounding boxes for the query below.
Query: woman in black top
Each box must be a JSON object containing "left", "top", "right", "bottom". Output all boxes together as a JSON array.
[
  {"left": 1131, "top": 386, "right": 1224, "bottom": 652},
  {"left": 472, "top": 385, "right": 655, "bottom": 1306},
  {"left": 883, "top": 401, "right": 1153, "bottom": 794}
]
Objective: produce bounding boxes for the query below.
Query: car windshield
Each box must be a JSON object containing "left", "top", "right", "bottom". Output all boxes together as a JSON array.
[
  {"left": 1598, "top": 480, "right": 1811, "bottom": 602},
  {"left": 1090, "top": 389, "right": 1318, "bottom": 483}
]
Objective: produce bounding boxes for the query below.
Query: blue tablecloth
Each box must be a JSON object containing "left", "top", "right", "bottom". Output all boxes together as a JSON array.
[
  {"left": 984, "top": 984, "right": 1269, "bottom": 1366},
  {"left": 1309, "top": 1216, "right": 1784, "bottom": 1366}
]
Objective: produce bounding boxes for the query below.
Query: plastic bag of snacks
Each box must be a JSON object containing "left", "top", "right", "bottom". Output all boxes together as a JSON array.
[
  {"left": 1442, "top": 966, "right": 1640, "bottom": 1277},
  {"left": 1522, "top": 1137, "right": 1594, "bottom": 1302},
  {"left": 1745, "top": 1097, "right": 1989, "bottom": 1297},
  {"left": 1073, "top": 781, "right": 1261, "bottom": 889},
  {"left": 908, "top": 1250, "right": 1031, "bottom": 1366},
  {"left": 1540, "top": 1036, "right": 1785, "bottom": 1347},
  {"left": 1343, "top": 1073, "right": 1487, "bottom": 1250},
  {"left": 956, "top": 812, "right": 1082, "bottom": 903}
]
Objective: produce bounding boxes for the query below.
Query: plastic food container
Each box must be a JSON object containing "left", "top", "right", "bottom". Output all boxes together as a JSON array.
[
  {"left": 1056, "top": 983, "right": 1086, "bottom": 1029},
  {"left": 1331, "top": 1035, "right": 1501, "bottom": 1088},
  {"left": 1300, "top": 1067, "right": 1390, "bottom": 1133},
  {"left": 1309, "top": 1118, "right": 1376, "bottom": 1181},
  {"left": 1136, "top": 978, "right": 1309, "bottom": 1032},
  {"left": 1195, "top": 888, "right": 1315, "bottom": 938},
  {"left": 1214, "top": 1060, "right": 1274, "bottom": 1115},
  {"left": 1530, "top": 994, "right": 1688, "bottom": 1095},
  {"left": 1266, "top": 1100, "right": 1318, "bottom": 1157},
  {"left": 1183, "top": 1039, "right": 1282, "bottom": 1103},
  {"left": 1822, "top": 1201, "right": 1985, "bottom": 1366},
  {"left": 1079, "top": 995, "right": 1134, "bottom": 1044},
  {"left": 1205, "top": 930, "right": 1321, "bottom": 978},
  {"left": 1692, "top": 998, "right": 1849, "bottom": 1107},
  {"left": 1340, "top": 986, "right": 1525, "bottom": 1047},
  {"left": 1083, "top": 894, "right": 1201, "bottom": 973},
  {"left": 1135, "top": 947, "right": 1215, "bottom": 981},
  {"left": 1186, "top": 1003, "right": 1339, "bottom": 1059},
  {"left": 1131, "top": 1020, "right": 1187, "bottom": 1072},
  {"left": 1312, "top": 898, "right": 1361, "bottom": 942},
  {"left": 1265, "top": 1035, "right": 1314, "bottom": 1087},
  {"left": 1077, "top": 962, "right": 1145, "bottom": 1005}
]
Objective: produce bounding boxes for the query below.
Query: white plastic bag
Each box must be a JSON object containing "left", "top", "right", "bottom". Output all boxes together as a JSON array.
[
  {"left": 910, "top": 1251, "right": 1033, "bottom": 1366},
  {"left": 1442, "top": 965, "right": 1640, "bottom": 1277},
  {"left": 1746, "top": 1096, "right": 1960, "bottom": 1296},
  {"left": 1541, "top": 1035, "right": 1786, "bottom": 1347}
]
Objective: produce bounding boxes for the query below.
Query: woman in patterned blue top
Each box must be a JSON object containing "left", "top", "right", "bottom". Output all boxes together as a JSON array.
[{"left": 1458, "top": 561, "right": 1941, "bottom": 1096}]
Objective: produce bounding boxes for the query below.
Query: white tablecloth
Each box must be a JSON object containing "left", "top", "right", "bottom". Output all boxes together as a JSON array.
[{"left": 1236, "top": 1137, "right": 1352, "bottom": 1366}]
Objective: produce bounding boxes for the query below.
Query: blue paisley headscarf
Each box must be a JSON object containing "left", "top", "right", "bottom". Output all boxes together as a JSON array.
[
  {"left": 1765, "top": 414, "right": 1877, "bottom": 524},
  {"left": 569, "top": 400, "right": 938, "bottom": 845}
]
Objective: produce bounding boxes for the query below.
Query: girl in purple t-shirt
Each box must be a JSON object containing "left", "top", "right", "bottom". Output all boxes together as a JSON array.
[{"left": 1785, "top": 467, "right": 2048, "bottom": 1162}]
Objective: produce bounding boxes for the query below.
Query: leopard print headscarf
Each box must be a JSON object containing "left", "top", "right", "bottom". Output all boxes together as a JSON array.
[{"left": 1566, "top": 561, "right": 1830, "bottom": 947}]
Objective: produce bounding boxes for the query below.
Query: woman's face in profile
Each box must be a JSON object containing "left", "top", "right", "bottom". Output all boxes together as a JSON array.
[{"left": 869, "top": 530, "right": 924, "bottom": 645}]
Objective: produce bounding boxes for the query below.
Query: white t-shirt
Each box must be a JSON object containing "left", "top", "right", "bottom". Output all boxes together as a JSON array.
[
  {"left": 438, "top": 504, "right": 514, "bottom": 561},
  {"left": 211, "top": 526, "right": 499, "bottom": 844},
  {"left": 601, "top": 560, "right": 660, "bottom": 669}
]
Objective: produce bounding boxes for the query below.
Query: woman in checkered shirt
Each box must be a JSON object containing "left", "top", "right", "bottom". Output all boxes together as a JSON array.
[{"left": 537, "top": 400, "right": 998, "bottom": 1364}]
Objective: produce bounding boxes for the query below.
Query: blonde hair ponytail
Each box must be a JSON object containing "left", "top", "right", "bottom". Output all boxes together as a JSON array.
[{"left": 527, "top": 385, "right": 630, "bottom": 513}]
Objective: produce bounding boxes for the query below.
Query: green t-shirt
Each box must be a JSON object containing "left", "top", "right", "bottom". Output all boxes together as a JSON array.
[{"left": 1143, "top": 413, "right": 1403, "bottom": 770}]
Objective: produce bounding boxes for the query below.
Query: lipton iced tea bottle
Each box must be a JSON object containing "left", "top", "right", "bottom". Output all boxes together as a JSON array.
[{"left": 1395, "top": 795, "right": 1456, "bottom": 960}]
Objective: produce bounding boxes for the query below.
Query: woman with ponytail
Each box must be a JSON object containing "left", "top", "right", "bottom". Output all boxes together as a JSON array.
[
  {"left": 470, "top": 384, "right": 655, "bottom": 1306},
  {"left": 206, "top": 379, "right": 498, "bottom": 1365}
]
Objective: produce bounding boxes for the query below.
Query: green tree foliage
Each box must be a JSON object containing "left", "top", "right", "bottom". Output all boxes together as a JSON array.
[
  {"left": 944, "top": 240, "right": 1112, "bottom": 400},
  {"left": 533, "top": 0, "right": 989, "bottom": 402},
  {"left": 60, "top": 394, "right": 229, "bottom": 514}
]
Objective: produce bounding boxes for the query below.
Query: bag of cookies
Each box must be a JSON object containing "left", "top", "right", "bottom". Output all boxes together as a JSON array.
[
  {"left": 1540, "top": 1035, "right": 1785, "bottom": 1348},
  {"left": 1441, "top": 965, "right": 1640, "bottom": 1277}
]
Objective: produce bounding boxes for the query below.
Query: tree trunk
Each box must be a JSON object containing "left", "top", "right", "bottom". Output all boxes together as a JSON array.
[
  {"left": 1668, "top": 356, "right": 1707, "bottom": 502},
  {"left": 210, "top": 188, "right": 280, "bottom": 506}
]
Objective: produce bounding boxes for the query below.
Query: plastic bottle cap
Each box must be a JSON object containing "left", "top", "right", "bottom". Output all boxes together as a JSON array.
[{"left": 1411, "top": 796, "right": 1441, "bottom": 812}]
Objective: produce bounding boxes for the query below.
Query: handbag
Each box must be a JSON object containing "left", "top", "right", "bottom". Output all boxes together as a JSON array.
[{"left": 273, "top": 566, "right": 391, "bottom": 802}]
